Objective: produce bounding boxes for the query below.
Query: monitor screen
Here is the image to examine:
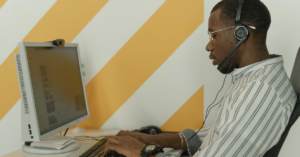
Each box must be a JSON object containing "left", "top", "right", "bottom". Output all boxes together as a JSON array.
[{"left": 26, "top": 47, "right": 88, "bottom": 135}]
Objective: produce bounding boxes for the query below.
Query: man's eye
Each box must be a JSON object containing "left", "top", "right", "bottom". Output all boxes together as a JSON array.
[{"left": 212, "top": 35, "right": 217, "bottom": 39}]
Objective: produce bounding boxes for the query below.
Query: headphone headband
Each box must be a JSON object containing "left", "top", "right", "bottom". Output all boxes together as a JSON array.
[{"left": 235, "top": 0, "right": 245, "bottom": 25}]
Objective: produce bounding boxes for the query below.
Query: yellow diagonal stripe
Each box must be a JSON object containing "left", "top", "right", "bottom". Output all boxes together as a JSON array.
[
  {"left": 0, "top": 0, "right": 6, "bottom": 9},
  {"left": 0, "top": 0, "right": 108, "bottom": 121},
  {"left": 161, "top": 86, "right": 204, "bottom": 132},
  {"left": 82, "top": 0, "right": 204, "bottom": 129}
]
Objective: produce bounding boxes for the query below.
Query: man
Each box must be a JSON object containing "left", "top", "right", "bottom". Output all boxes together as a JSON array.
[{"left": 104, "top": 0, "right": 297, "bottom": 156}]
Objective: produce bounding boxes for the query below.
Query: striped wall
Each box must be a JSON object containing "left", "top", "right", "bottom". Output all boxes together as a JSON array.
[{"left": 0, "top": 0, "right": 300, "bottom": 156}]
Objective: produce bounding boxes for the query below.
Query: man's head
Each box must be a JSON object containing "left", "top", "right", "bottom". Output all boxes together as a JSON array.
[{"left": 206, "top": 0, "right": 271, "bottom": 74}]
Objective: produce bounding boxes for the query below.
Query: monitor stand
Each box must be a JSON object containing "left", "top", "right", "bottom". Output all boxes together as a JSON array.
[
  {"left": 22, "top": 135, "right": 80, "bottom": 155},
  {"left": 22, "top": 142, "right": 80, "bottom": 155},
  {"left": 72, "top": 123, "right": 85, "bottom": 134}
]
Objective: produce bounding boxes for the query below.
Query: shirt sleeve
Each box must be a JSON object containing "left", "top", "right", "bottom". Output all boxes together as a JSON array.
[
  {"left": 180, "top": 127, "right": 210, "bottom": 157},
  {"left": 194, "top": 81, "right": 296, "bottom": 157},
  {"left": 155, "top": 128, "right": 209, "bottom": 157}
]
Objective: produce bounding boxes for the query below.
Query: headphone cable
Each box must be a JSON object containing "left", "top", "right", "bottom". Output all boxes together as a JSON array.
[
  {"left": 165, "top": 48, "right": 240, "bottom": 149},
  {"left": 186, "top": 49, "right": 239, "bottom": 143}
]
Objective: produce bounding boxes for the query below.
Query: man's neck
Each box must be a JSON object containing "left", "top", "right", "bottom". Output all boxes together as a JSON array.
[{"left": 238, "top": 45, "right": 270, "bottom": 68}]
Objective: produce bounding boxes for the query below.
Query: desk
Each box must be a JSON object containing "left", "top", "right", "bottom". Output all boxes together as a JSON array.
[{"left": 3, "top": 129, "right": 120, "bottom": 157}]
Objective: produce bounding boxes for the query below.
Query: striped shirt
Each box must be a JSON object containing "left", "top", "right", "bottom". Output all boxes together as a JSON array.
[{"left": 157, "top": 54, "right": 297, "bottom": 157}]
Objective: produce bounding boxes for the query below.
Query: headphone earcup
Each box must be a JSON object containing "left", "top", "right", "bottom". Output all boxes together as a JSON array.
[{"left": 234, "top": 25, "right": 249, "bottom": 41}]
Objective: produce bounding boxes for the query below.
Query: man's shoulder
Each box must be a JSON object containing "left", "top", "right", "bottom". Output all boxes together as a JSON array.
[
  {"left": 254, "top": 62, "right": 296, "bottom": 104},
  {"left": 258, "top": 62, "right": 288, "bottom": 89},
  {"left": 235, "top": 61, "right": 293, "bottom": 96}
]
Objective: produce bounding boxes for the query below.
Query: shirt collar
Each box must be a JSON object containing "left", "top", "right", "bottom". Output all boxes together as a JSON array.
[{"left": 231, "top": 54, "right": 283, "bottom": 77}]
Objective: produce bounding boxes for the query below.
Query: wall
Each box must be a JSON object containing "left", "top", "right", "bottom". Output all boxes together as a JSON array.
[{"left": 0, "top": 0, "right": 299, "bottom": 156}]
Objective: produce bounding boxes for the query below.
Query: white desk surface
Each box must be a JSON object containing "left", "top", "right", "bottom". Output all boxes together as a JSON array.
[{"left": 3, "top": 129, "right": 120, "bottom": 157}]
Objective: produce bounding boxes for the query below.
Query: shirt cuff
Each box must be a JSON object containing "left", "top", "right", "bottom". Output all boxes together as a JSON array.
[{"left": 181, "top": 129, "right": 202, "bottom": 157}]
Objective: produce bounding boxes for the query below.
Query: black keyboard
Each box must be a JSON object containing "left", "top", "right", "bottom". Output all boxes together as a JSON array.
[{"left": 79, "top": 136, "right": 126, "bottom": 157}]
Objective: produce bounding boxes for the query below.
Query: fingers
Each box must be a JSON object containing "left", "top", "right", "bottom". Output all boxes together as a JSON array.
[
  {"left": 104, "top": 136, "right": 146, "bottom": 157},
  {"left": 104, "top": 135, "right": 128, "bottom": 155},
  {"left": 107, "top": 136, "right": 122, "bottom": 144},
  {"left": 103, "top": 140, "right": 110, "bottom": 155},
  {"left": 104, "top": 140, "right": 119, "bottom": 155},
  {"left": 104, "top": 136, "right": 133, "bottom": 156},
  {"left": 104, "top": 136, "right": 122, "bottom": 155}
]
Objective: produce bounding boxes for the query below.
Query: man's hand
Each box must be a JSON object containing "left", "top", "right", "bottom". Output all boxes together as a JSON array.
[
  {"left": 117, "top": 130, "right": 154, "bottom": 144},
  {"left": 104, "top": 136, "right": 146, "bottom": 157}
]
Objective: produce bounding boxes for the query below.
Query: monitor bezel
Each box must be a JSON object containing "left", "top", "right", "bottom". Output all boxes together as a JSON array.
[{"left": 18, "top": 42, "right": 90, "bottom": 141}]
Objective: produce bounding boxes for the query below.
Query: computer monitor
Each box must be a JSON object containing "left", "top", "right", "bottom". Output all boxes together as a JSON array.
[{"left": 15, "top": 42, "right": 90, "bottom": 153}]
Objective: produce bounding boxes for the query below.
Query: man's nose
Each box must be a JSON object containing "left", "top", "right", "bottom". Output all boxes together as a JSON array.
[{"left": 206, "top": 40, "right": 213, "bottom": 52}]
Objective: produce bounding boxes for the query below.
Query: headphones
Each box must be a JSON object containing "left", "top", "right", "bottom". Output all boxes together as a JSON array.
[{"left": 217, "top": 0, "right": 250, "bottom": 70}]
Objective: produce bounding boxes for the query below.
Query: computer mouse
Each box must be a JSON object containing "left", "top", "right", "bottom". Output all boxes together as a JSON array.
[{"left": 136, "top": 125, "right": 162, "bottom": 135}]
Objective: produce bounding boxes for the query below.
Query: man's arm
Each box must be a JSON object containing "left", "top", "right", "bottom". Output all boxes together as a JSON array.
[{"left": 117, "top": 131, "right": 188, "bottom": 150}]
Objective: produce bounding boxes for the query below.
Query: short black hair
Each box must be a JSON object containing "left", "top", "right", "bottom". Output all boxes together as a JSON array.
[{"left": 211, "top": 0, "right": 271, "bottom": 46}]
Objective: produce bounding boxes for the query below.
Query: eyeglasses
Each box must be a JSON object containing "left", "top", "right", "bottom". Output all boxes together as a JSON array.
[{"left": 208, "top": 26, "right": 256, "bottom": 41}]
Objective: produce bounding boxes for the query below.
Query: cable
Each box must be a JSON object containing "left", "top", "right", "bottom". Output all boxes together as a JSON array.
[
  {"left": 186, "top": 48, "right": 239, "bottom": 143},
  {"left": 164, "top": 47, "right": 240, "bottom": 149},
  {"left": 63, "top": 128, "right": 69, "bottom": 136}
]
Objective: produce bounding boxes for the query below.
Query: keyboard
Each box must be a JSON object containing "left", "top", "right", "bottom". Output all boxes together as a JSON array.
[{"left": 79, "top": 136, "right": 126, "bottom": 157}]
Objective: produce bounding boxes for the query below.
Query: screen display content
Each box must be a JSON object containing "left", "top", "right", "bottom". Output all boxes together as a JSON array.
[{"left": 26, "top": 47, "right": 87, "bottom": 135}]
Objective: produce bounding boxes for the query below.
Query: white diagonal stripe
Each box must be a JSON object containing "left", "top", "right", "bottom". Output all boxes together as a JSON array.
[
  {"left": 0, "top": 0, "right": 56, "bottom": 66},
  {"left": 72, "top": 0, "right": 166, "bottom": 85}
]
